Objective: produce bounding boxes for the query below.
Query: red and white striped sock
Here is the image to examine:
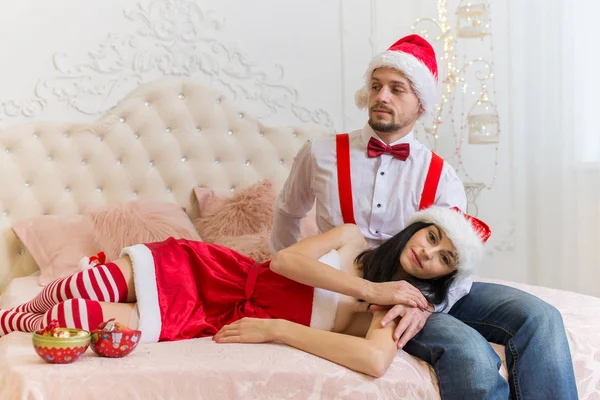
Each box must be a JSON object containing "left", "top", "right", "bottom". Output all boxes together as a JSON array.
[
  {"left": 41, "top": 299, "right": 104, "bottom": 332},
  {"left": 14, "top": 262, "right": 127, "bottom": 314},
  {"left": 0, "top": 309, "right": 44, "bottom": 336},
  {"left": 0, "top": 299, "right": 105, "bottom": 337}
]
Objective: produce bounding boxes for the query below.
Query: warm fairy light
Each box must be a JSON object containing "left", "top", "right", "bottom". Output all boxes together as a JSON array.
[{"left": 413, "top": 0, "right": 501, "bottom": 193}]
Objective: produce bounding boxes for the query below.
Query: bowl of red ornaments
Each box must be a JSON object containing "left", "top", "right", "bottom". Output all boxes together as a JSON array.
[
  {"left": 90, "top": 319, "right": 141, "bottom": 358},
  {"left": 32, "top": 321, "right": 91, "bottom": 364}
]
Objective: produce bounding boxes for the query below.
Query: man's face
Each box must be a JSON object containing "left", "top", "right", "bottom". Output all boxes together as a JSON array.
[{"left": 368, "top": 67, "right": 423, "bottom": 135}]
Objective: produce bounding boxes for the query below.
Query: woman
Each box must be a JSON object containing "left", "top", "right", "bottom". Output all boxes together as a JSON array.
[{"left": 0, "top": 206, "right": 489, "bottom": 377}]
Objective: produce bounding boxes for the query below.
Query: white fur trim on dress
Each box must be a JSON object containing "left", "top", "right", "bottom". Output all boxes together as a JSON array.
[
  {"left": 408, "top": 207, "right": 484, "bottom": 278},
  {"left": 310, "top": 249, "right": 341, "bottom": 331},
  {"left": 355, "top": 50, "right": 437, "bottom": 117},
  {"left": 120, "top": 244, "right": 162, "bottom": 344}
]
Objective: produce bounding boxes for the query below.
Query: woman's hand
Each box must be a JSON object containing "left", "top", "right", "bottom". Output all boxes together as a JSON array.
[
  {"left": 213, "top": 318, "right": 280, "bottom": 344},
  {"left": 365, "top": 280, "right": 429, "bottom": 310}
]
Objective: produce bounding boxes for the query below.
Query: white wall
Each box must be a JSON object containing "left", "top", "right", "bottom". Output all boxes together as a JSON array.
[{"left": 0, "top": 0, "right": 556, "bottom": 292}]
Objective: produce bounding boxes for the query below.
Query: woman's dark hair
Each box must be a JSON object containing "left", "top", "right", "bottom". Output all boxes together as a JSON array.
[{"left": 355, "top": 222, "right": 457, "bottom": 307}]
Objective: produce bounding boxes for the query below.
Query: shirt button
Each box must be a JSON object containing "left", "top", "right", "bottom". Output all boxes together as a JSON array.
[
  {"left": 377, "top": 204, "right": 382, "bottom": 208},
  {"left": 380, "top": 172, "right": 385, "bottom": 176}
]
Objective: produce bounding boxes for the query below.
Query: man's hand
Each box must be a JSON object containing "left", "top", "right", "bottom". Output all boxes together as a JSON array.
[
  {"left": 369, "top": 303, "right": 434, "bottom": 349},
  {"left": 364, "top": 280, "right": 429, "bottom": 310}
]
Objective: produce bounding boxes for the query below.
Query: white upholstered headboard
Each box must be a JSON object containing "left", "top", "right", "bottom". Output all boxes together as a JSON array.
[{"left": 0, "top": 79, "right": 330, "bottom": 292}]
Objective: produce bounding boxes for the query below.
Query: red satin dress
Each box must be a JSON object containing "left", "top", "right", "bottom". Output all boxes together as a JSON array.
[{"left": 121, "top": 238, "right": 340, "bottom": 343}]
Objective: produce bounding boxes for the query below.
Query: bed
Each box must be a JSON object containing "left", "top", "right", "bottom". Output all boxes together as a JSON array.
[{"left": 0, "top": 78, "right": 599, "bottom": 399}]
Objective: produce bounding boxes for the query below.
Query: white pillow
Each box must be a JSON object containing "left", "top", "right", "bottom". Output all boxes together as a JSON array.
[{"left": 0, "top": 272, "right": 43, "bottom": 309}]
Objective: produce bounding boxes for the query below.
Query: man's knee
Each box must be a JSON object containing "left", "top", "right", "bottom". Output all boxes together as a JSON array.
[
  {"left": 530, "top": 299, "right": 563, "bottom": 324},
  {"left": 522, "top": 300, "right": 569, "bottom": 351},
  {"left": 503, "top": 290, "right": 565, "bottom": 332},
  {"left": 467, "top": 283, "right": 565, "bottom": 330}
]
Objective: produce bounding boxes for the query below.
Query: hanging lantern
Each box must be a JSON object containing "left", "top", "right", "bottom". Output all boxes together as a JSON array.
[
  {"left": 456, "top": 1, "right": 490, "bottom": 38},
  {"left": 463, "top": 182, "right": 486, "bottom": 216},
  {"left": 467, "top": 98, "right": 499, "bottom": 144}
]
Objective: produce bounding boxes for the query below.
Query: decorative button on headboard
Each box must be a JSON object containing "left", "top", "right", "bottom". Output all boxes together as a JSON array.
[{"left": 0, "top": 78, "right": 330, "bottom": 293}]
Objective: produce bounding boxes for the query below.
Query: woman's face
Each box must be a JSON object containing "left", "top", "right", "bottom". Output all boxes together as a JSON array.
[{"left": 399, "top": 225, "right": 458, "bottom": 280}]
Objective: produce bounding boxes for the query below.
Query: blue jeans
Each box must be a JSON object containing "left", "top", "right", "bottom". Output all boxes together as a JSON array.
[{"left": 403, "top": 282, "right": 577, "bottom": 400}]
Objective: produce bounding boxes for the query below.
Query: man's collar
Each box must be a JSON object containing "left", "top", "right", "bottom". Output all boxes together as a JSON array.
[{"left": 360, "top": 123, "right": 415, "bottom": 147}]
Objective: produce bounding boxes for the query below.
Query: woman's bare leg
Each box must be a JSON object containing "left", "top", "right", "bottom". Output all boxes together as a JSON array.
[
  {"left": 100, "top": 302, "right": 139, "bottom": 329},
  {"left": 112, "top": 256, "right": 137, "bottom": 303}
]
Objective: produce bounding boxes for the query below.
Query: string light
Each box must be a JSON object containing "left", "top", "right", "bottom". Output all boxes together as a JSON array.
[
  {"left": 457, "top": 0, "right": 501, "bottom": 189},
  {"left": 413, "top": 0, "right": 501, "bottom": 195}
]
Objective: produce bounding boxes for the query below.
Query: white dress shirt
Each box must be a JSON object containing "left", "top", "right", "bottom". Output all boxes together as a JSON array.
[{"left": 271, "top": 124, "right": 470, "bottom": 312}]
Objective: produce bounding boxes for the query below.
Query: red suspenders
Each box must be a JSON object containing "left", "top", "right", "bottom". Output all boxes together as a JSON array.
[
  {"left": 335, "top": 133, "right": 356, "bottom": 224},
  {"left": 335, "top": 133, "right": 444, "bottom": 222},
  {"left": 418, "top": 151, "right": 444, "bottom": 210}
]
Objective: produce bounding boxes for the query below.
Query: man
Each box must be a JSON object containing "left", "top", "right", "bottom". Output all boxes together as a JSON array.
[{"left": 271, "top": 35, "right": 577, "bottom": 399}]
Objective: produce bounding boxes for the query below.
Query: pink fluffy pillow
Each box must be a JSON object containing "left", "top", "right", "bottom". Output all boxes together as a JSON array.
[
  {"left": 193, "top": 180, "right": 276, "bottom": 242},
  {"left": 193, "top": 180, "right": 318, "bottom": 263},
  {"left": 88, "top": 201, "right": 202, "bottom": 261},
  {"left": 193, "top": 180, "right": 275, "bottom": 262},
  {"left": 14, "top": 201, "right": 202, "bottom": 286},
  {"left": 214, "top": 231, "right": 272, "bottom": 263},
  {"left": 13, "top": 215, "right": 102, "bottom": 286}
]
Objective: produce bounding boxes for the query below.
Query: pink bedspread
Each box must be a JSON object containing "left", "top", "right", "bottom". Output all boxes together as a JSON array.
[{"left": 0, "top": 278, "right": 598, "bottom": 399}]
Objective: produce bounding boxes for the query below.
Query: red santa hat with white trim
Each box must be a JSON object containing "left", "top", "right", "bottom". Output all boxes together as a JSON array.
[
  {"left": 355, "top": 34, "right": 439, "bottom": 117},
  {"left": 408, "top": 206, "right": 491, "bottom": 278}
]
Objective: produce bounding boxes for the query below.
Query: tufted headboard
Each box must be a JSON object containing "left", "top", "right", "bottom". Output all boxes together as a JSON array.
[{"left": 0, "top": 79, "right": 330, "bottom": 293}]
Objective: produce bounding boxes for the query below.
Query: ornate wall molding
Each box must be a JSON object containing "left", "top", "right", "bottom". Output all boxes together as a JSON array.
[{"left": 0, "top": 0, "right": 334, "bottom": 129}]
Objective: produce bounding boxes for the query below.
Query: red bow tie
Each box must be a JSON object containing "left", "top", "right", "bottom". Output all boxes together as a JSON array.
[{"left": 367, "top": 137, "right": 410, "bottom": 160}]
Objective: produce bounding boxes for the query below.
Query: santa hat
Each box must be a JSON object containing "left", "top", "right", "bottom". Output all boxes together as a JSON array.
[
  {"left": 355, "top": 34, "right": 438, "bottom": 117},
  {"left": 408, "top": 206, "right": 491, "bottom": 278}
]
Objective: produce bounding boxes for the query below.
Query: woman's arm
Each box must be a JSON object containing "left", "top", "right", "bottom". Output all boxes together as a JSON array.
[
  {"left": 277, "top": 311, "right": 399, "bottom": 377},
  {"left": 270, "top": 224, "right": 428, "bottom": 309},
  {"left": 214, "top": 311, "right": 399, "bottom": 378},
  {"left": 270, "top": 224, "right": 370, "bottom": 300}
]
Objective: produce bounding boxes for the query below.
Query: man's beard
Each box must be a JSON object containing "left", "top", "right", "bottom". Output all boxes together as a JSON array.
[{"left": 368, "top": 118, "right": 402, "bottom": 133}]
